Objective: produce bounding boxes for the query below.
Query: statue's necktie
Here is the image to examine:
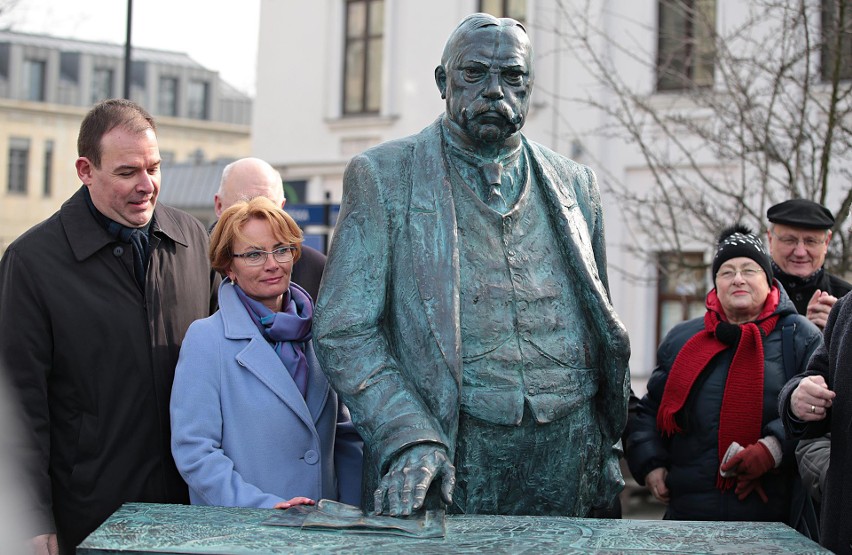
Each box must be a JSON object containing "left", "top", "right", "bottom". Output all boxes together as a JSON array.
[{"left": 480, "top": 162, "right": 508, "bottom": 213}]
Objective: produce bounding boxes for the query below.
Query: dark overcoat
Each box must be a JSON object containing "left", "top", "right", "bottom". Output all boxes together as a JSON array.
[
  {"left": 0, "top": 186, "right": 217, "bottom": 552},
  {"left": 780, "top": 293, "right": 852, "bottom": 555}
]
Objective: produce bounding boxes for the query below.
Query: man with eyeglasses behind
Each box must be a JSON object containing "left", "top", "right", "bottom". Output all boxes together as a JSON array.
[
  {"left": 768, "top": 199, "right": 851, "bottom": 545},
  {"left": 766, "top": 199, "right": 851, "bottom": 330}
]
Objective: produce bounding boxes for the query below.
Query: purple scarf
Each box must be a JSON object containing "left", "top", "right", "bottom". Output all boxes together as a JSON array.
[{"left": 233, "top": 280, "right": 313, "bottom": 397}]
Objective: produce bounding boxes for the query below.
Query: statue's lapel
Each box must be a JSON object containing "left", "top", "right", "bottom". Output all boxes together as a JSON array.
[
  {"left": 525, "top": 141, "right": 609, "bottom": 303},
  {"left": 409, "top": 123, "right": 461, "bottom": 375}
]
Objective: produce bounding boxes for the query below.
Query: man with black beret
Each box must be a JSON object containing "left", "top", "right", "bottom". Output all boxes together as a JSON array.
[{"left": 767, "top": 198, "right": 851, "bottom": 329}]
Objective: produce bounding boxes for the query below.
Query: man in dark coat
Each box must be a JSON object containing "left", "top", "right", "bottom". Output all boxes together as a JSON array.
[
  {"left": 0, "top": 99, "right": 217, "bottom": 554},
  {"left": 315, "top": 14, "right": 629, "bottom": 518},
  {"left": 766, "top": 199, "right": 852, "bottom": 329},
  {"left": 767, "top": 199, "right": 851, "bottom": 530},
  {"left": 213, "top": 157, "right": 326, "bottom": 301},
  {"left": 780, "top": 293, "right": 852, "bottom": 554}
]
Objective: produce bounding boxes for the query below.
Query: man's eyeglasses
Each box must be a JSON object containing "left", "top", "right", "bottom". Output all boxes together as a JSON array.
[
  {"left": 716, "top": 267, "right": 763, "bottom": 281},
  {"left": 232, "top": 246, "right": 296, "bottom": 266},
  {"left": 772, "top": 232, "right": 827, "bottom": 250}
]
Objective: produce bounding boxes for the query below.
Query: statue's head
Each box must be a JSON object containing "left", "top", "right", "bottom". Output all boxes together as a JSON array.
[{"left": 435, "top": 13, "right": 534, "bottom": 146}]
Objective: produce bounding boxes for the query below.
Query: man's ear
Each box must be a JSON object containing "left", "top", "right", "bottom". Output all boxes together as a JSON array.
[
  {"left": 75, "top": 157, "right": 94, "bottom": 185},
  {"left": 214, "top": 194, "right": 224, "bottom": 218},
  {"left": 825, "top": 229, "right": 833, "bottom": 246},
  {"left": 435, "top": 66, "right": 447, "bottom": 99}
]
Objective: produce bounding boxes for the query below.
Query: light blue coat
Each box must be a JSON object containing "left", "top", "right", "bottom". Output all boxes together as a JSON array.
[{"left": 170, "top": 280, "right": 362, "bottom": 508}]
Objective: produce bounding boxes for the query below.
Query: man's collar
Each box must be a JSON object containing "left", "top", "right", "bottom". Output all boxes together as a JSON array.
[
  {"left": 771, "top": 260, "right": 825, "bottom": 288},
  {"left": 62, "top": 186, "right": 187, "bottom": 262}
]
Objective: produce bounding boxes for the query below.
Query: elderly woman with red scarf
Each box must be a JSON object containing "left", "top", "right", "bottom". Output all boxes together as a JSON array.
[{"left": 626, "top": 225, "right": 822, "bottom": 521}]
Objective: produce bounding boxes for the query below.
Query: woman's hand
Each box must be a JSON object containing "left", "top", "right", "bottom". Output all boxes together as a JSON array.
[
  {"left": 791, "top": 376, "right": 835, "bottom": 421},
  {"left": 274, "top": 497, "right": 316, "bottom": 510},
  {"left": 645, "top": 467, "right": 670, "bottom": 504}
]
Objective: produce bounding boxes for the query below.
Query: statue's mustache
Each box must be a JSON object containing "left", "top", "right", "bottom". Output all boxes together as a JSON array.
[{"left": 466, "top": 101, "right": 523, "bottom": 126}]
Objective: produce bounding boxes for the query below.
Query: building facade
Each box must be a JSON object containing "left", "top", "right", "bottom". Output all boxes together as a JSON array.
[
  {"left": 0, "top": 30, "right": 252, "bottom": 253},
  {"left": 254, "top": 0, "right": 851, "bottom": 381}
]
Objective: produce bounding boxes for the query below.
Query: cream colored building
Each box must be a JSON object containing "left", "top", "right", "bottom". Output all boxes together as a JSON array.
[
  {"left": 0, "top": 30, "right": 252, "bottom": 253},
  {"left": 253, "top": 0, "right": 851, "bottom": 381}
]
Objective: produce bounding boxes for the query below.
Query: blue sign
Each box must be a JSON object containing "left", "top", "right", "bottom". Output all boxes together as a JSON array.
[{"left": 284, "top": 204, "right": 340, "bottom": 227}]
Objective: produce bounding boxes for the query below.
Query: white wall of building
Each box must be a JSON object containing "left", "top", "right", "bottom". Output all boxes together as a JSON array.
[{"left": 253, "top": 0, "right": 838, "bottom": 389}]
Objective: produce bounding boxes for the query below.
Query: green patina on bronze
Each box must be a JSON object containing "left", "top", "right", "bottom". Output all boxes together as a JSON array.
[
  {"left": 313, "top": 13, "right": 631, "bottom": 517},
  {"left": 78, "top": 503, "right": 829, "bottom": 554}
]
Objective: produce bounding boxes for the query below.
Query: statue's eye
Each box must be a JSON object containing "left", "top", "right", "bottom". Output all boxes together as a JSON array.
[
  {"left": 463, "top": 68, "right": 486, "bottom": 82},
  {"left": 503, "top": 71, "right": 524, "bottom": 86}
]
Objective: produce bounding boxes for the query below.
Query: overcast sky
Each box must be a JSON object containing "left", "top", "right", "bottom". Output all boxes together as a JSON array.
[{"left": 0, "top": 0, "right": 261, "bottom": 95}]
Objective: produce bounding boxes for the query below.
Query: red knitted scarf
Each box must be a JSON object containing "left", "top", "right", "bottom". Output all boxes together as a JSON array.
[{"left": 656, "top": 286, "right": 780, "bottom": 490}]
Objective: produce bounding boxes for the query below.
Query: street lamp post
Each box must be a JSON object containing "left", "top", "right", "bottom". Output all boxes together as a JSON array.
[{"left": 123, "top": 0, "right": 133, "bottom": 99}]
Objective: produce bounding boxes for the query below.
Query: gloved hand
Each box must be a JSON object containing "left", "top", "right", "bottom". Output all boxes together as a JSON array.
[
  {"left": 735, "top": 477, "right": 768, "bottom": 503},
  {"left": 719, "top": 441, "right": 775, "bottom": 480}
]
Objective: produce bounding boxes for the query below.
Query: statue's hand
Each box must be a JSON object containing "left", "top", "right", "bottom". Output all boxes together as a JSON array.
[{"left": 374, "top": 443, "right": 455, "bottom": 516}]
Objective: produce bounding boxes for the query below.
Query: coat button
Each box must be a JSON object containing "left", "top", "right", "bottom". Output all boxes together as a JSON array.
[
  {"left": 304, "top": 450, "right": 319, "bottom": 465},
  {"left": 113, "top": 246, "right": 124, "bottom": 257}
]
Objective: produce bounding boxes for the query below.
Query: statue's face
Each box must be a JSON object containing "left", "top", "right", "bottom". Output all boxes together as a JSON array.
[{"left": 442, "top": 25, "right": 533, "bottom": 145}]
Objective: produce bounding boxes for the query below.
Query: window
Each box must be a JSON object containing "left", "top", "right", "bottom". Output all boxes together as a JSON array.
[
  {"left": 90, "top": 67, "right": 114, "bottom": 104},
  {"left": 24, "top": 59, "right": 46, "bottom": 101},
  {"left": 656, "top": 0, "right": 716, "bottom": 91},
  {"left": 342, "top": 0, "right": 384, "bottom": 115},
  {"left": 479, "top": 0, "right": 527, "bottom": 23},
  {"left": 43, "top": 140, "right": 53, "bottom": 197},
  {"left": 821, "top": 0, "right": 852, "bottom": 81},
  {"left": 158, "top": 77, "right": 179, "bottom": 116},
  {"left": 187, "top": 80, "right": 209, "bottom": 120},
  {"left": 7, "top": 138, "right": 30, "bottom": 195},
  {"left": 657, "top": 251, "right": 706, "bottom": 344}
]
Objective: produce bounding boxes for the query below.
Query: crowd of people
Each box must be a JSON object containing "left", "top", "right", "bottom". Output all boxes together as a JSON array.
[{"left": 0, "top": 13, "right": 850, "bottom": 555}]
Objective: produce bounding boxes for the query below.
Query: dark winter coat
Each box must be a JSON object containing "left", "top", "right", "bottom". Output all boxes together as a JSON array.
[
  {"left": 780, "top": 293, "right": 852, "bottom": 555},
  {"left": 775, "top": 268, "right": 852, "bottom": 315},
  {"left": 290, "top": 244, "right": 326, "bottom": 303},
  {"left": 626, "top": 285, "right": 821, "bottom": 522},
  {"left": 0, "top": 187, "right": 217, "bottom": 552}
]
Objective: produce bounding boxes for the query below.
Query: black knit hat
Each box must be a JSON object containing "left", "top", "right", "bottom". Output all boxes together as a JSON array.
[
  {"left": 767, "top": 199, "right": 834, "bottom": 230},
  {"left": 711, "top": 224, "right": 773, "bottom": 287}
]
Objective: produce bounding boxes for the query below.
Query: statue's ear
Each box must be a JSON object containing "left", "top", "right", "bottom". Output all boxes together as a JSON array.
[{"left": 435, "top": 66, "right": 447, "bottom": 99}]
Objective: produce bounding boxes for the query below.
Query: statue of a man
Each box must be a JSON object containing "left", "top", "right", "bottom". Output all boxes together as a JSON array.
[{"left": 315, "top": 13, "right": 630, "bottom": 517}]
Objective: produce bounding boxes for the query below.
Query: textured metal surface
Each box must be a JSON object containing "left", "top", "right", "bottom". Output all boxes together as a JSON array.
[{"left": 78, "top": 503, "right": 829, "bottom": 554}]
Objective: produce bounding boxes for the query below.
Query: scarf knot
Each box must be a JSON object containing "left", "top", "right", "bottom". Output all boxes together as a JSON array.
[
  {"left": 656, "top": 286, "right": 781, "bottom": 491},
  {"left": 233, "top": 280, "right": 313, "bottom": 397}
]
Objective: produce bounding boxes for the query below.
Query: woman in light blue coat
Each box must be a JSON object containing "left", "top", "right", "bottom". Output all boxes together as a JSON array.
[{"left": 171, "top": 197, "right": 362, "bottom": 509}]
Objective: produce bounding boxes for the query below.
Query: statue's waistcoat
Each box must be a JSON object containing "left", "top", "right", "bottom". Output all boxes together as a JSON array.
[{"left": 451, "top": 150, "right": 599, "bottom": 427}]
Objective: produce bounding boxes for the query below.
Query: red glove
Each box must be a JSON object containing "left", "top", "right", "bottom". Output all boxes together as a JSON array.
[
  {"left": 719, "top": 441, "right": 775, "bottom": 481},
  {"left": 735, "top": 477, "right": 768, "bottom": 503}
]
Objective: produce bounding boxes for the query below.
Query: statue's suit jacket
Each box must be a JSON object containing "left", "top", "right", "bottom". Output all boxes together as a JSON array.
[{"left": 315, "top": 119, "right": 630, "bottom": 512}]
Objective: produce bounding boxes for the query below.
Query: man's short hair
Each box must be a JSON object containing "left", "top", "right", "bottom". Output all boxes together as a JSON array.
[{"left": 78, "top": 99, "right": 156, "bottom": 168}]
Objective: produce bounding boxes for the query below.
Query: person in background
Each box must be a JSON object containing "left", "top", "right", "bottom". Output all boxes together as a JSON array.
[
  {"left": 170, "top": 197, "right": 362, "bottom": 509},
  {"left": 780, "top": 290, "right": 852, "bottom": 555},
  {"left": 766, "top": 199, "right": 851, "bottom": 330},
  {"left": 0, "top": 99, "right": 217, "bottom": 554},
  {"left": 626, "top": 225, "right": 821, "bottom": 522},
  {"left": 766, "top": 199, "right": 851, "bottom": 517},
  {"left": 214, "top": 157, "right": 326, "bottom": 301}
]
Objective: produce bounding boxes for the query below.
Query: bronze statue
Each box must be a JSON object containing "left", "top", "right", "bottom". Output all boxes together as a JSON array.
[{"left": 315, "top": 13, "right": 630, "bottom": 517}]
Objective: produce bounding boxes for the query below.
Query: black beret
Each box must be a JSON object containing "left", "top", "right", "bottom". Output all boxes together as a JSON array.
[{"left": 767, "top": 199, "right": 834, "bottom": 229}]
